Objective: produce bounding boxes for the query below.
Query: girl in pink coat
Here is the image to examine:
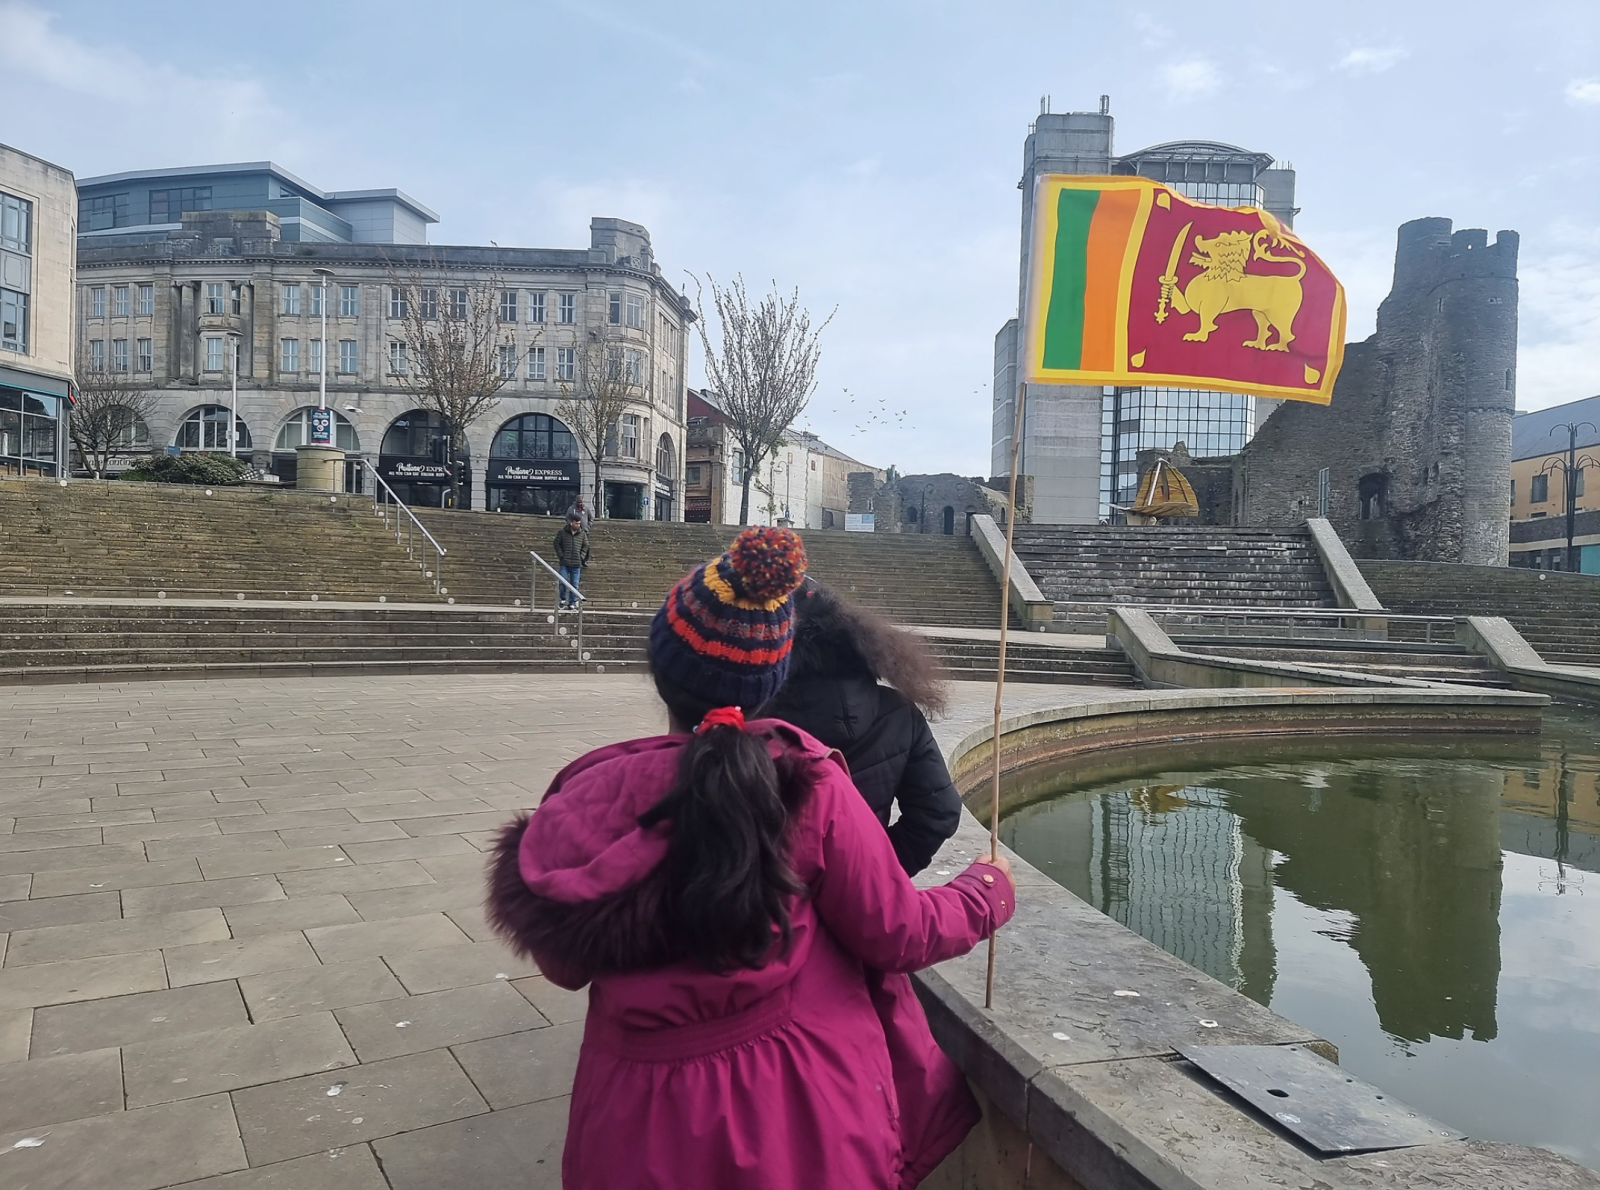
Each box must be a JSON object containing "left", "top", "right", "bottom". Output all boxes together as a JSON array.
[{"left": 488, "top": 527, "right": 1015, "bottom": 1189}]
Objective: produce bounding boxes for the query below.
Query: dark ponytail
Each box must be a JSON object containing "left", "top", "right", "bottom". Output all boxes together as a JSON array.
[{"left": 639, "top": 671, "right": 808, "bottom": 973}]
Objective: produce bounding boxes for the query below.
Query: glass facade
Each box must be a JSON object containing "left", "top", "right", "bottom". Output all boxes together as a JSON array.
[
  {"left": 1097, "top": 174, "right": 1266, "bottom": 519},
  {"left": 0, "top": 386, "right": 62, "bottom": 477},
  {"left": 176, "top": 405, "right": 251, "bottom": 453}
]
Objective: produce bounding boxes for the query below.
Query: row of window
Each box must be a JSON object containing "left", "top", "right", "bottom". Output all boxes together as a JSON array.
[
  {"left": 113, "top": 404, "right": 669, "bottom": 468},
  {"left": 85, "top": 281, "right": 673, "bottom": 340},
  {"left": 79, "top": 187, "right": 213, "bottom": 232}
]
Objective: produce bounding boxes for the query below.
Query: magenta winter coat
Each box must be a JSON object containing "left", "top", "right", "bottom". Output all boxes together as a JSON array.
[{"left": 487, "top": 722, "right": 1014, "bottom": 1190}]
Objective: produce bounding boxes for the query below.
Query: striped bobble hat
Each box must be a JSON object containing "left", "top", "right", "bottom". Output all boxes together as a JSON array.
[{"left": 649, "top": 526, "right": 809, "bottom": 709}]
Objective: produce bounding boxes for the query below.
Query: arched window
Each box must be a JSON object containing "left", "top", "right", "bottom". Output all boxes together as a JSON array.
[
  {"left": 175, "top": 405, "right": 250, "bottom": 453},
  {"left": 383, "top": 409, "right": 463, "bottom": 458},
  {"left": 655, "top": 432, "right": 675, "bottom": 477},
  {"left": 274, "top": 408, "right": 360, "bottom": 452},
  {"left": 105, "top": 407, "right": 151, "bottom": 450},
  {"left": 490, "top": 413, "right": 576, "bottom": 460}
]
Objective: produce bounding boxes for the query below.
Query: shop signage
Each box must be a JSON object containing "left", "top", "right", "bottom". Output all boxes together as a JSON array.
[
  {"left": 379, "top": 456, "right": 452, "bottom": 483},
  {"left": 308, "top": 407, "right": 333, "bottom": 445},
  {"left": 488, "top": 459, "right": 580, "bottom": 486},
  {"left": 845, "top": 513, "right": 875, "bottom": 533}
]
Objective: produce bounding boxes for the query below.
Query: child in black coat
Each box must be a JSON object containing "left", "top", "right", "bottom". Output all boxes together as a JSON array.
[{"left": 762, "top": 581, "right": 962, "bottom": 875}]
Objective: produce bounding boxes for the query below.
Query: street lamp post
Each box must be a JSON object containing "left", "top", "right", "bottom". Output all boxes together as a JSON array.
[
  {"left": 313, "top": 268, "right": 332, "bottom": 414},
  {"left": 225, "top": 331, "right": 243, "bottom": 459},
  {"left": 1548, "top": 422, "right": 1598, "bottom": 572}
]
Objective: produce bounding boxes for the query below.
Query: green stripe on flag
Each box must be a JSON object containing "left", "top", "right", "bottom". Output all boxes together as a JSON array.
[{"left": 1041, "top": 187, "right": 1099, "bottom": 371}]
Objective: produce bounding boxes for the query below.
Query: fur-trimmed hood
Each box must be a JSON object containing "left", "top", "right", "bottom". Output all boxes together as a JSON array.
[{"left": 485, "top": 722, "right": 839, "bottom": 987}]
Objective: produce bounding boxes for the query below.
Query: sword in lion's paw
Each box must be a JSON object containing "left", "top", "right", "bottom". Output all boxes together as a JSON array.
[{"left": 1155, "top": 220, "right": 1194, "bottom": 325}]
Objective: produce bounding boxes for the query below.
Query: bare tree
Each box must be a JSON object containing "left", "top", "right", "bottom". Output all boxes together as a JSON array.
[
  {"left": 554, "top": 335, "right": 644, "bottom": 513},
  {"left": 71, "top": 361, "right": 158, "bottom": 479},
  {"left": 691, "top": 275, "right": 832, "bottom": 524},
  {"left": 386, "top": 256, "right": 526, "bottom": 508}
]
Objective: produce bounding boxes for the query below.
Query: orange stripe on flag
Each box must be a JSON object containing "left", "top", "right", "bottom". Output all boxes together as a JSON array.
[{"left": 1079, "top": 188, "right": 1141, "bottom": 372}]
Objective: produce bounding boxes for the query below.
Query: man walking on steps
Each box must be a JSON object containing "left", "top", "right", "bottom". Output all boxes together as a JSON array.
[
  {"left": 553, "top": 511, "right": 591, "bottom": 609},
  {"left": 566, "top": 495, "right": 593, "bottom": 532}
]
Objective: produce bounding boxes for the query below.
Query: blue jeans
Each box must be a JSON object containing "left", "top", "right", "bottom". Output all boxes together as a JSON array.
[{"left": 559, "top": 565, "right": 583, "bottom": 608}]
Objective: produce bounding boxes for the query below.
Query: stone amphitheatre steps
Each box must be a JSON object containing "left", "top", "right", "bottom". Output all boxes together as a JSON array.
[
  {"left": 1360, "top": 561, "right": 1600, "bottom": 667},
  {"left": 414, "top": 511, "right": 1007, "bottom": 629},
  {"left": 1013, "top": 525, "right": 1337, "bottom": 630},
  {"left": 0, "top": 601, "right": 1137, "bottom": 688},
  {"left": 0, "top": 479, "right": 440, "bottom": 602}
]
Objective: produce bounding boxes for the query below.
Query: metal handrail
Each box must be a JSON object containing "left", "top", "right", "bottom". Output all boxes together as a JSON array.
[
  {"left": 530, "top": 549, "right": 585, "bottom": 662},
  {"left": 362, "top": 460, "right": 447, "bottom": 596},
  {"left": 1128, "top": 604, "right": 1457, "bottom": 646}
]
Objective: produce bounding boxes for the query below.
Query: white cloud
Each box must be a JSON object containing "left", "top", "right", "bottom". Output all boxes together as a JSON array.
[
  {"left": 1160, "top": 59, "right": 1220, "bottom": 102},
  {"left": 1133, "top": 13, "right": 1172, "bottom": 47},
  {"left": 1335, "top": 46, "right": 1409, "bottom": 75},
  {"left": 1564, "top": 79, "right": 1600, "bottom": 106},
  {"left": 0, "top": 1, "right": 311, "bottom": 173},
  {"left": 1516, "top": 226, "right": 1600, "bottom": 409}
]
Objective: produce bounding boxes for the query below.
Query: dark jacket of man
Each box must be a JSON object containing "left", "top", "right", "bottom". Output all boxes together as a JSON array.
[
  {"left": 552, "top": 524, "right": 591, "bottom": 568},
  {"left": 763, "top": 675, "right": 962, "bottom": 875}
]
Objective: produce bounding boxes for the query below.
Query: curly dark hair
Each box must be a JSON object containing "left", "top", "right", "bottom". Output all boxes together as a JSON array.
[{"left": 784, "top": 581, "right": 949, "bottom": 716}]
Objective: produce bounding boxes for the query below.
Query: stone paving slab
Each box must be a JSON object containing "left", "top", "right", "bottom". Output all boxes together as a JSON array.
[
  {"left": 170, "top": 1145, "right": 390, "bottom": 1190},
  {"left": 232, "top": 1048, "right": 488, "bottom": 1166},
  {"left": 0, "top": 1093, "right": 247, "bottom": 1190},
  {"left": 373, "top": 1096, "right": 568, "bottom": 1190},
  {"left": 0, "top": 1046, "right": 124, "bottom": 1130},
  {"left": 383, "top": 939, "right": 542, "bottom": 995},
  {"left": 122, "top": 1011, "right": 355, "bottom": 1107},
  {"left": 334, "top": 980, "right": 547, "bottom": 1062},
  {"left": 239, "top": 958, "right": 408, "bottom": 1023},
  {"left": 30, "top": 982, "right": 250, "bottom": 1056}
]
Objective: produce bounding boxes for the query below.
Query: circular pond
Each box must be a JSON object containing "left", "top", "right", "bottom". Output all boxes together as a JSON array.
[{"left": 999, "top": 707, "right": 1600, "bottom": 1171}]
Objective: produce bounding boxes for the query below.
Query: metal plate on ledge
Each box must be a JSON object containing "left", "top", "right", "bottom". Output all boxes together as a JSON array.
[{"left": 1178, "top": 1044, "right": 1466, "bottom": 1155}]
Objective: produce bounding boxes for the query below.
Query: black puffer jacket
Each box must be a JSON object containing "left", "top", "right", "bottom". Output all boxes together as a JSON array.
[{"left": 763, "top": 674, "right": 962, "bottom": 876}]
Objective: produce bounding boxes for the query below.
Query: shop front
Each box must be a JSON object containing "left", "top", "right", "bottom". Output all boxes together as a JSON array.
[
  {"left": 0, "top": 377, "right": 65, "bottom": 478},
  {"left": 488, "top": 413, "right": 580, "bottom": 515},
  {"left": 604, "top": 480, "right": 644, "bottom": 520},
  {"left": 379, "top": 410, "right": 468, "bottom": 508},
  {"left": 488, "top": 458, "right": 580, "bottom": 515}
]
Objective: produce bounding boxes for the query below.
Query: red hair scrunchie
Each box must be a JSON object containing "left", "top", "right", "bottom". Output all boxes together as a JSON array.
[{"left": 695, "top": 706, "right": 746, "bottom": 734}]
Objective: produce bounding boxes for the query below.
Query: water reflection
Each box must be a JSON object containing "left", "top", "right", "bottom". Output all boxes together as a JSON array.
[{"left": 999, "top": 710, "right": 1600, "bottom": 1169}]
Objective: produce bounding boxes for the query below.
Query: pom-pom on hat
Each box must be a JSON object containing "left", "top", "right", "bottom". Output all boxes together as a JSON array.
[{"left": 649, "top": 526, "right": 809, "bottom": 709}]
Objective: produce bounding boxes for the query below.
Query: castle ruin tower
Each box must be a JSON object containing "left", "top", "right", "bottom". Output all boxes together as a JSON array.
[{"left": 1444, "top": 228, "right": 1519, "bottom": 566}]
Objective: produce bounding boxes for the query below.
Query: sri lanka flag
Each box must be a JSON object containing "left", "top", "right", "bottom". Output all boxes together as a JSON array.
[{"left": 1023, "top": 176, "right": 1346, "bottom": 404}]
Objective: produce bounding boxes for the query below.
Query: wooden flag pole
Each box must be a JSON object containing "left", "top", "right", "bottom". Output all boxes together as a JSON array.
[{"left": 985, "top": 372, "right": 1030, "bottom": 1010}]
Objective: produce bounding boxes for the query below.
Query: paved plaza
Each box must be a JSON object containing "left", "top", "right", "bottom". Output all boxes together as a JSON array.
[{"left": 0, "top": 671, "right": 1099, "bottom": 1188}]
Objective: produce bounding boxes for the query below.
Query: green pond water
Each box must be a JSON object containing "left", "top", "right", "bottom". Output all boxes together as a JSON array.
[{"left": 999, "top": 708, "right": 1600, "bottom": 1170}]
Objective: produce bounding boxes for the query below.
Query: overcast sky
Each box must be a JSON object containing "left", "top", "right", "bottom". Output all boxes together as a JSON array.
[{"left": 5, "top": 0, "right": 1598, "bottom": 474}]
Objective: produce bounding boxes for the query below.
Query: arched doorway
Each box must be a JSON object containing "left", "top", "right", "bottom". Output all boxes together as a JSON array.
[
  {"left": 942, "top": 505, "right": 956, "bottom": 535},
  {"left": 379, "top": 409, "right": 468, "bottom": 509},
  {"left": 654, "top": 433, "right": 676, "bottom": 521},
  {"left": 487, "top": 412, "right": 580, "bottom": 515},
  {"left": 273, "top": 408, "right": 362, "bottom": 491},
  {"left": 175, "top": 405, "right": 251, "bottom": 456}
]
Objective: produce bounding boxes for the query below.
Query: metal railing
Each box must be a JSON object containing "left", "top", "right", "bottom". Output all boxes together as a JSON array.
[
  {"left": 530, "top": 549, "right": 586, "bottom": 662},
  {"left": 1133, "top": 604, "right": 1458, "bottom": 646},
  {"left": 362, "top": 460, "right": 447, "bottom": 597}
]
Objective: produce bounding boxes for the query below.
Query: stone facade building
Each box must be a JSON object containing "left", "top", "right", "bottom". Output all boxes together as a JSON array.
[
  {"left": 71, "top": 163, "right": 691, "bottom": 518},
  {"left": 991, "top": 99, "right": 1298, "bottom": 524},
  {"left": 1235, "top": 218, "right": 1518, "bottom": 565},
  {"left": 867, "top": 472, "right": 1028, "bottom": 535},
  {"left": 1, "top": 142, "right": 76, "bottom": 478}
]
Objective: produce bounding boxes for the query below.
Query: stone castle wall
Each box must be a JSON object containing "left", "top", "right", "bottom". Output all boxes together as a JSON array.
[{"left": 1237, "top": 218, "right": 1518, "bottom": 565}]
